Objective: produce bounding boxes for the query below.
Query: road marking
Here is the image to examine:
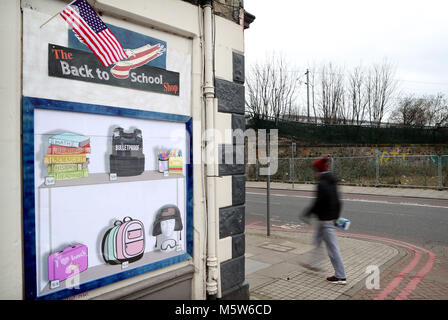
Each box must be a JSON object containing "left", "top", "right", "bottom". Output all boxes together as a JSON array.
[
  {"left": 272, "top": 223, "right": 303, "bottom": 230},
  {"left": 394, "top": 247, "right": 435, "bottom": 300},
  {"left": 246, "top": 199, "right": 284, "bottom": 205},
  {"left": 396, "top": 202, "right": 448, "bottom": 209},
  {"left": 344, "top": 198, "right": 448, "bottom": 209},
  {"left": 247, "top": 192, "right": 448, "bottom": 208},
  {"left": 249, "top": 212, "right": 266, "bottom": 217},
  {"left": 246, "top": 222, "right": 436, "bottom": 300},
  {"left": 365, "top": 211, "right": 408, "bottom": 216},
  {"left": 337, "top": 232, "right": 435, "bottom": 301},
  {"left": 373, "top": 247, "right": 422, "bottom": 300},
  {"left": 247, "top": 192, "right": 314, "bottom": 199}
]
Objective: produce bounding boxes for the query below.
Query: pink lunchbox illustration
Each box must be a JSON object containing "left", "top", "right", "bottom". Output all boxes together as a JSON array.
[{"left": 48, "top": 244, "right": 88, "bottom": 288}]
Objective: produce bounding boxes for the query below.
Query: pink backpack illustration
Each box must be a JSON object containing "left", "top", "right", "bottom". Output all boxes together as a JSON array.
[{"left": 102, "top": 216, "right": 145, "bottom": 265}]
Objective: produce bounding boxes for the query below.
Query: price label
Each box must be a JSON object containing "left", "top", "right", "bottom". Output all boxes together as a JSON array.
[
  {"left": 50, "top": 280, "right": 60, "bottom": 289},
  {"left": 45, "top": 177, "right": 55, "bottom": 186}
]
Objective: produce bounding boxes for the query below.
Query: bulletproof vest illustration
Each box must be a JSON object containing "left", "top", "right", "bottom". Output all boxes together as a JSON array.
[{"left": 109, "top": 127, "right": 145, "bottom": 177}]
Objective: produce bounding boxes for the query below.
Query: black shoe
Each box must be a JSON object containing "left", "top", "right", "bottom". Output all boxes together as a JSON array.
[{"left": 326, "top": 276, "right": 346, "bottom": 285}]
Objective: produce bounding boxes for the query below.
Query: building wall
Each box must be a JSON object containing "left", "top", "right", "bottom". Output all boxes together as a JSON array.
[
  {"left": 213, "top": 13, "right": 248, "bottom": 298},
  {"left": 0, "top": 0, "right": 23, "bottom": 300},
  {"left": 0, "top": 0, "right": 248, "bottom": 300}
]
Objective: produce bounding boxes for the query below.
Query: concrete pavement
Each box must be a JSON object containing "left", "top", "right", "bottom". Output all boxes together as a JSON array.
[
  {"left": 245, "top": 228, "right": 401, "bottom": 300},
  {"left": 244, "top": 181, "right": 448, "bottom": 300}
]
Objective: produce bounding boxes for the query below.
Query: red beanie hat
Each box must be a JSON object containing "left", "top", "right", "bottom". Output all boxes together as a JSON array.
[{"left": 312, "top": 157, "right": 329, "bottom": 172}]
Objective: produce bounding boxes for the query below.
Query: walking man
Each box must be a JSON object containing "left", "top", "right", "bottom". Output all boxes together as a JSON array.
[{"left": 300, "top": 157, "right": 347, "bottom": 284}]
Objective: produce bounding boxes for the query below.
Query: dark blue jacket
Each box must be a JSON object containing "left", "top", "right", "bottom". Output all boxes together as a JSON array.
[{"left": 304, "top": 172, "right": 342, "bottom": 221}]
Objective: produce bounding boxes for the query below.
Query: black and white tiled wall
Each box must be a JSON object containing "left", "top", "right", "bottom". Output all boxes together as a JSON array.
[{"left": 215, "top": 51, "right": 249, "bottom": 300}]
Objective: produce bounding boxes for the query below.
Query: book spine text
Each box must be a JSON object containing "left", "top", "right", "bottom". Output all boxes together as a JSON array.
[
  {"left": 48, "top": 168, "right": 89, "bottom": 180},
  {"left": 47, "top": 163, "right": 88, "bottom": 173},
  {"left": 48, "top": 145, "right": 91, "bottom": 155},
  {"left": 44, "top": 154, "right": 87, "bottom": 164}
]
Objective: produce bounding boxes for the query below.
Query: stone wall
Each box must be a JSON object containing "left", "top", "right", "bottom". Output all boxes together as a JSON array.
[{"left": 275, "top": 140, "right": 448, "bottom": 159}]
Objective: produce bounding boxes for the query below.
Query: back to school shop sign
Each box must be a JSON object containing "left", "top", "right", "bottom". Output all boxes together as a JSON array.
[{"left": 48, "top": 44, "right": 180, "bottom": 96}]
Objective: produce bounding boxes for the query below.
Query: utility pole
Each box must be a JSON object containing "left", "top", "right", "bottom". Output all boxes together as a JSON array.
[{"left": 305, "top": 69, "right": 310, "bottom": 122}]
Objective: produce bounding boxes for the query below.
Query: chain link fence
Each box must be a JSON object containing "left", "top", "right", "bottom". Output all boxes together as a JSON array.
[{"left": 246, "top": 155, "right": 448, "bottom": 189}]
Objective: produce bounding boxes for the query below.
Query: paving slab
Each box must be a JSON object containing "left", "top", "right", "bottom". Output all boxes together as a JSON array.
[{"left": 246, "top": 228, "right": 399, "bottom": 300}]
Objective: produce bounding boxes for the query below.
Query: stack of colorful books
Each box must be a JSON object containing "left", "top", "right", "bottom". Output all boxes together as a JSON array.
[{"left": 44, "top": 132, "right": 91, "bottom": 181}]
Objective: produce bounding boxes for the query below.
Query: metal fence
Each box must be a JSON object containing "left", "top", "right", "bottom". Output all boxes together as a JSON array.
[
  {"left": 247, "top": 117, "right": 448, "bottom": 144},
  {"left": 246, "top": 155, "right": 448, "bottom": 189}
]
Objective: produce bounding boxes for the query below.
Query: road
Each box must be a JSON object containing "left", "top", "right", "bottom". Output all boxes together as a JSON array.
[
  {"left": 245, "top": 187, "right": 448, "bottom": 300},
  {"left": 246, "top": 187, "right": 448, "bottom": 246}
]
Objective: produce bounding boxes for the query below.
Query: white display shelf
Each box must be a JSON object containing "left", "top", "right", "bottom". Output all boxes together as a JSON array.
[
  {"left": 36, "top": 173, "right": 186, "bottom": 297},
  {"left": 40, "top": 249, "right": 185, "bottom": 296},
  {"left": 40, "top": 170, "right": 184, "bottom": 188}
]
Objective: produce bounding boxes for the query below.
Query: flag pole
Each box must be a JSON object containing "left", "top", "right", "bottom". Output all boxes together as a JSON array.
[
  {"left": 40, "top": 0, "right": 77, "bottom": 28},
  {"left": 40, "top": 11, "right": 60, "bottom": 28}
]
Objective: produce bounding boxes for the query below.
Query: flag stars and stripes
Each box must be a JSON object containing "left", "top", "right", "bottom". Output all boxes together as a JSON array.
[
  {"left": 73, "top": 0, "right": 107, "bottom": 33},
  {"left": 60, "top": 0, "right": 127, "bottom": 67}
]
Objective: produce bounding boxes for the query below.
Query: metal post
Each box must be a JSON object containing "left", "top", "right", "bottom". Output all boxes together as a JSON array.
[
  {"left": 266, "top": 131, "right": 270, "bottom": 237},
  {"left": 375, "top": 155, "right": 380, "bottom": 187},
  {"left": 289, "top": 158, "right": 293, "bottom": 183},
  {"left": 438, "top": 155, "right": 442, "bottom": 190},
  {"left": 256, "top": 158, "right": 259, "bottom": 181},
  {"left": 291, "top": 142, "right": 296, "bottom": 189}
]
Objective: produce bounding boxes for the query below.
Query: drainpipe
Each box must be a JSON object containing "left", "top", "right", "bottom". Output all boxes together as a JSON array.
[{"left": 202, "top": 0, "right": 219, "bottom": 299}]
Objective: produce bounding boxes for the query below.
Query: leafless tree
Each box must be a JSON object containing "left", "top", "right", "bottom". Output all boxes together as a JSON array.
[
  {"left": 245, "top": 53, "right": 301, "bottom": 124},
  {"left": 245, "top": 60, "right": 272, "bottom": 120},
  {"left": 318, "top": 63, "right": 345, "bottom": 124},
  {"left": 426, "top": 93, "right": 448, "bottom": 127},
  {"left": 347, "top": 65, "right": 368, "bottom": 125},
  {"left": 390, "top": 93, "right": 448, "bottom": 127},
  {"left": 389, "top": 94, "right": 428, "bottom": 126},
  {"left": 247, "top": 58, "right": 405, "bottom": 127},
  {"left": 365, "top": 60, "right": 398, "bottom": 126}
]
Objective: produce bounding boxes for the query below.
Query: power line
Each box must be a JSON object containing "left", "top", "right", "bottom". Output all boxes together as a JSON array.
[
  {"left": 395, "top": 79, "right": 448, "bottom": 86},
  {"left": 257, "top": 68, "right": 448, "bottom": 87}
]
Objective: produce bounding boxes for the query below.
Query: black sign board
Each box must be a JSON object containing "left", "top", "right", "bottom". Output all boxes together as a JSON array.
[{"left": 48, "top": 43, "right": 180, "bottom": 96}]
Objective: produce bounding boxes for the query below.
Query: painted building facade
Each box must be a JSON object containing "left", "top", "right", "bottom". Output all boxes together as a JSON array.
[{"left": 0, "top": 0, "right": 254, "bottom": 300}]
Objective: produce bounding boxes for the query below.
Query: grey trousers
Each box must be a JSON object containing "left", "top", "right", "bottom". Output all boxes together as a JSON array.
[{"left": 307, "top": 221, "right": 346, "bottom": 279}]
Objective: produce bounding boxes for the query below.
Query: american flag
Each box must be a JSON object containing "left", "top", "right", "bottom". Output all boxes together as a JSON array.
[{"left": 59, "top": 0, "right": 128, "bottom": 67}]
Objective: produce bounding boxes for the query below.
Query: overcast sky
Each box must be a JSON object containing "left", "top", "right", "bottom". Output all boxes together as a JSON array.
[{"left": 244, "top": 0, "right": 448, "bottom": 97}]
